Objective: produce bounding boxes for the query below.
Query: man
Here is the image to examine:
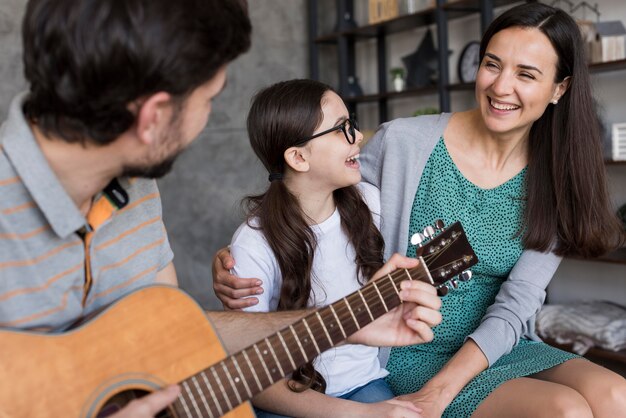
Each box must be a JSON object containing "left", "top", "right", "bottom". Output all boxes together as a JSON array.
[{"left": 0, "top": 0, "right": 442, "bottom": 416}]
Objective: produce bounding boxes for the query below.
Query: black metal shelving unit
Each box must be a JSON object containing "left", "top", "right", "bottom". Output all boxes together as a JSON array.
[{"left": 308, "top": 0, "right": 530, "bottom": 124}]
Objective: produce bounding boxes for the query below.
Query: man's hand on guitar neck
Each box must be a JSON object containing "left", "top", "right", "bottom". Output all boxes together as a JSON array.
[
  {"left": 110, "top": 385, "right": 180, "bottom": 418},
  {"left": 213, "top": 248, "right": 442, "bottom": 347}
]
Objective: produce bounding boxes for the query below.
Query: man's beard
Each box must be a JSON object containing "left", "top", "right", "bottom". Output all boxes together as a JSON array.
[
  {"left": 121, "top": 107, "right": 186, "bottom": 179},
  {"left": 121, "top": 150, "right": 182, "bottom": 179}
]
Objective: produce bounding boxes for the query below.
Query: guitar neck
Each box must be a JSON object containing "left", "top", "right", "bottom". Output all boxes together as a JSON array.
[{"left": 171, "top": 264, "right": 428, "bottom": 418}]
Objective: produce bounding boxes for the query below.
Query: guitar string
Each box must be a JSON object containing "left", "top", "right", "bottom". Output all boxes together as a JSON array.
[
  {"left": 175, "top": 233, "right": 472, "bottom": 416},
  {"left": 179, "top": 260, "right": 467, "bottom": 416}
]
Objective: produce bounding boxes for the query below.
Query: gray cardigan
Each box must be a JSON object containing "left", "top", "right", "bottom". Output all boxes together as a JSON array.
[{"left": 361, "top": 114, "right": 563, "bottom": 366}]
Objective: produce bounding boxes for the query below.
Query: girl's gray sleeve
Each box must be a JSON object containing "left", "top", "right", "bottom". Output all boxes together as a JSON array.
[{"left": 467, "top": 249, "right": 563, "bottom": 366}]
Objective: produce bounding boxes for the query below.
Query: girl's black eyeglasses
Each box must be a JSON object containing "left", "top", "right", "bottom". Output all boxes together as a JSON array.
[{"left": 293, "top": 118, "right": 359, "bottom": 146}]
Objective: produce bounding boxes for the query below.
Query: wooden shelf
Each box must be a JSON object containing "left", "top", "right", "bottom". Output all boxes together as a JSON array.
[
  {"left": 543, "top": 337, "right": 626, "bottom": 365},
  {"left": 589, "top": 59, "right": 626, "bottom": 75},
  {"left": 605, "top": 159, "right": 626, "bottom": 165},
  {"left": 344, "top": 85, "right": 438, "bottom": 103},
  {"left": 314, "top": 0, "right": 524, "bottom": 43},
  {"left": 569, "top": 248, "right": 626, "bottom": 266}
]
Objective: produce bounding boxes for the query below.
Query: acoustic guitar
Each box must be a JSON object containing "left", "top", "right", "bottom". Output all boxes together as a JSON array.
[{"left": 0, "top": 221, "right": 476, "bottom": 418}]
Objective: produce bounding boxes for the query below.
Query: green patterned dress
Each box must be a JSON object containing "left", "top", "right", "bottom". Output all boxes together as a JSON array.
[{"left": 385, "top": 138, "right": 578, "bottom": 417}]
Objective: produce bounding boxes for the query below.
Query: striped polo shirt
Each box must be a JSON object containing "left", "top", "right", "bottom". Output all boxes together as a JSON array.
[{"left": 0, "top": 94, "right": 173, "bottom": 331}]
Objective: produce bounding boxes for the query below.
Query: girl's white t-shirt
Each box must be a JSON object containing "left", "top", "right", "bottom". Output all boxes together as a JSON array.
[{"left": 230, "top": 183, "right": 387, "bottom": 397}]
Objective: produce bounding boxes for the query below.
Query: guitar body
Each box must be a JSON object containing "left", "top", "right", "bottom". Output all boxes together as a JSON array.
[{"left": 0, "top": 286, "right": 254, "bottom": 418}]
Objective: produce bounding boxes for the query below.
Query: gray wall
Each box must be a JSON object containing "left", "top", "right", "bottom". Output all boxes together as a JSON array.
[
  {"left": 0, "top": 1, "right": 308, "bottom": 309},
  {"left": 159, "top": 2, "right": 308, "bottom": 309}
]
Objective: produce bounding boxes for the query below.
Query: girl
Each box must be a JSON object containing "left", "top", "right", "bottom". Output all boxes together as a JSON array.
[{"left": 229, "top": 79, "right": 424, "bottom": 418}]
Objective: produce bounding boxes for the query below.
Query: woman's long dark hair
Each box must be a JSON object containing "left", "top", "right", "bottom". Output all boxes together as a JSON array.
[
  {"left": 480, "top": 3, "right": 624, "bottom": 257},
  {"left": 245, "top": 79, "right": 385, "bottom": 392}
]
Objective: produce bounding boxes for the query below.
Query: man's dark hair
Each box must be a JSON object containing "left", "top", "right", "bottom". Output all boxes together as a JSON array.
[{"left": 21, "top": 0, "right": 251, "bottom": 145}]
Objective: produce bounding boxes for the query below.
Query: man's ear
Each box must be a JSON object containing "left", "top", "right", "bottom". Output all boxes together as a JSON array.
[
  {"left": 283, "top": 146, "right": 310, "bottom": 173},
  {"left": 135, "top": 92, "right": 174, "bottom": 145}
]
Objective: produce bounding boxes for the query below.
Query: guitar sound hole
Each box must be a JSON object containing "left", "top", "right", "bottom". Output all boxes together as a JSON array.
[{"left": 97, "top": 389, "right": 174, "bottom": 418}]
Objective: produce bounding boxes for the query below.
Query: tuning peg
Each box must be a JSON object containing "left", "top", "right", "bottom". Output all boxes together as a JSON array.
[
  {"left": 423, "top": 225, "right": 435, "bottom": 239},
  {"left": 437, "top": 284, "right": 449, "bottom": 296},
  {"left": 410, "top": 232, "right": 425, "bottom": 247},
  {"left": 450, "top": 278, "right": 459, "bottom": 289},
  {"left": 459, "top": 270, "right": 473, "bottom": 282},
  {"left": 434, "top": 219, "right": 445, "bottom": 231}
]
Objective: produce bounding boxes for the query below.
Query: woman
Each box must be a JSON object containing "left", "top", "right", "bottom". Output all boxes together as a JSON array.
[{"left": 213, "top": 3, "right": 626, "bottom": 417}]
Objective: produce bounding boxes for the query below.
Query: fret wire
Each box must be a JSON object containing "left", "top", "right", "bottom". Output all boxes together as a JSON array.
[
  {"left": 253, "top": 344, "right": 274, "bottom": 383},
  {"left": 371, "top": 280, "right": 389, "bottom": 312},
  {"left": 231, "top": 355, "right": 253, "bottom": 398},
  {"left": 171, "top": 398, "right": 189, "bottom": 418},
  {"left": 182, "top": 380, "right": 203, "bottom": 417},
  {"left": 210, "top": 366, "right": 234, "bottom": 411},
  {"left": 190, "top": 376, "right": 212, "bottom": 416},
  {"left": 349, "top": 291, "right": 372, "bottom": 327},
  {"left": 265, "top": 337, "right": 286, "bottom": 377},
  {"left": 404, "top": 268, "right": 413, "bottom": 281},
  {"left": 329, "top": 304, "right": 347, "bottom": 338},
  {"left": 387, "top": 273, "right": 401, "bottom": 296},
  {"left": 289, "top": 324, "right": 309, "bottom": 361},
  {"left": 357, "top": 289, "right": 375, "bottom": 321},
  {"left": 220, "top": 361, "right": 243, "bottom": 405},
  {"left": 177, "top": 385, "right": 194, "bottom": 418},
  {"left": 200, "top": 371, "right": 223, "bottom": 417},
  {"left": 276, "top": 331, "right": 298, "bottom": 370},
  {"left": 242, "top": 348, "right": 264, "bottom": 392},
  {"left": 315, "top": 311, "right": 334, "bottom": 346},
  {"left": 302, "top": 317, "right": 321, "bottom": 354}
]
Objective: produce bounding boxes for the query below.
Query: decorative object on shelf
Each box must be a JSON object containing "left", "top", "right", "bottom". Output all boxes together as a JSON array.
[
  {"left": 399, "top": 0, "right": 434, "bottom": 15},
  {"left": 369, "top": 0, "right": 399, "bottom": 24},
  {"left": 611, "top": 123, "right": 626, "bottom": 161},
  {"left": 457, "top": 41, "right": 481, "bottom": 83},
  {"left": 390, "top": 67, "right": 405, "bottom": 92},
  {"left": 345, "top": 75, "right": 364, "bottom": 98},
  {"left": 412, "top": 107, "right": 439, "bottom": 117},
  {"left": 590, "top": 21, "right": 626, "bottom": 63},
  {"left": 334, "top": 0, "right": 358, "bottom": 32},
  {"left": 536, "top": 302, "right": 626, "bottom": 355},
  {"left": 570, "top": 1, "right": 600, "bottom": 22},
  {"left": 402, "top": 29, "right": 439, "bottom": 88}
]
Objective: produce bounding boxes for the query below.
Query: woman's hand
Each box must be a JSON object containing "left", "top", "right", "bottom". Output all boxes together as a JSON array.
[
  {"left": 352, "top": 399, "right": 423, "bottom": 418},
  {"left": 212, "top": 246, "right": 262, "bottom": 310},
  {"left": 396, "top": 386, "right": 449, "bottom": 418}
]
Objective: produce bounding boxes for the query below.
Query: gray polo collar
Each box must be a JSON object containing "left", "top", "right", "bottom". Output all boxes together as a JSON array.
[{"left": 2, "top": 93, "right": 86, "bottom": 239}]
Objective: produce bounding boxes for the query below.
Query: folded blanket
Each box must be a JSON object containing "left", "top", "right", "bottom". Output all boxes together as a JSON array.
[{"left": 536, "top": 301, "right": 626, "bottom": 355}]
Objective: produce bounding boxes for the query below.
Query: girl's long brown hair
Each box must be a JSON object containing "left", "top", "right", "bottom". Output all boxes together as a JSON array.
[
  {"left": 480, "top": 3, "right": 625, "bottom": 257},
  {"left": 245, "top": 79, "right": 385, "bottom": 392}
]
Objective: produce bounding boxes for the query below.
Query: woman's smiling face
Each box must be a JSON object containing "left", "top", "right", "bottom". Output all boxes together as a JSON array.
[{"left": 475, "top": 26, "right": 569, "bottom": 139}]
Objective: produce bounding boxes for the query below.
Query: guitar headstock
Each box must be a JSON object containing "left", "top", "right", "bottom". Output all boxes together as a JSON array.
[{"left": 411, "top": 220, "right": 478, "bottom": 296}]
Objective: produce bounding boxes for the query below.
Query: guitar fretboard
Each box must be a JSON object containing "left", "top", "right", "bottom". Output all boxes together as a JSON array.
[{"left": 170, "top": 264, "right": 427, "bottom": 418}]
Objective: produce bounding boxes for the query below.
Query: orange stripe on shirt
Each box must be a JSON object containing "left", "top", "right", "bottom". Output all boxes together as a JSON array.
[
  {"left": 117, "top": 192, "right": 159, "bottom": 215},
  {"left": 0, "top": 225, "right": 50, "bottom": 240},
  {"left": 0, "top": 177, "right": 20, "bottom": 187},
  {"left": 1, "top": 201, "right": 36, "bottom": 215},
  {"left": 0, "top": 262, "right": 83, "bottom": 302},
  {"left": 97, "top": 238, "right": 165, "bottom": 279},
  {"left": 0, "top": 240, "right": 82, "bottom": 269},
  {"left": 0, "top": 285, "right": 83, "bottom": 328},
  {"left": 91, "top": 264, "right": 159, "bottom": 300},
  {"left": 94, "top": 216, "right": 161, "bottom": 251}
]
